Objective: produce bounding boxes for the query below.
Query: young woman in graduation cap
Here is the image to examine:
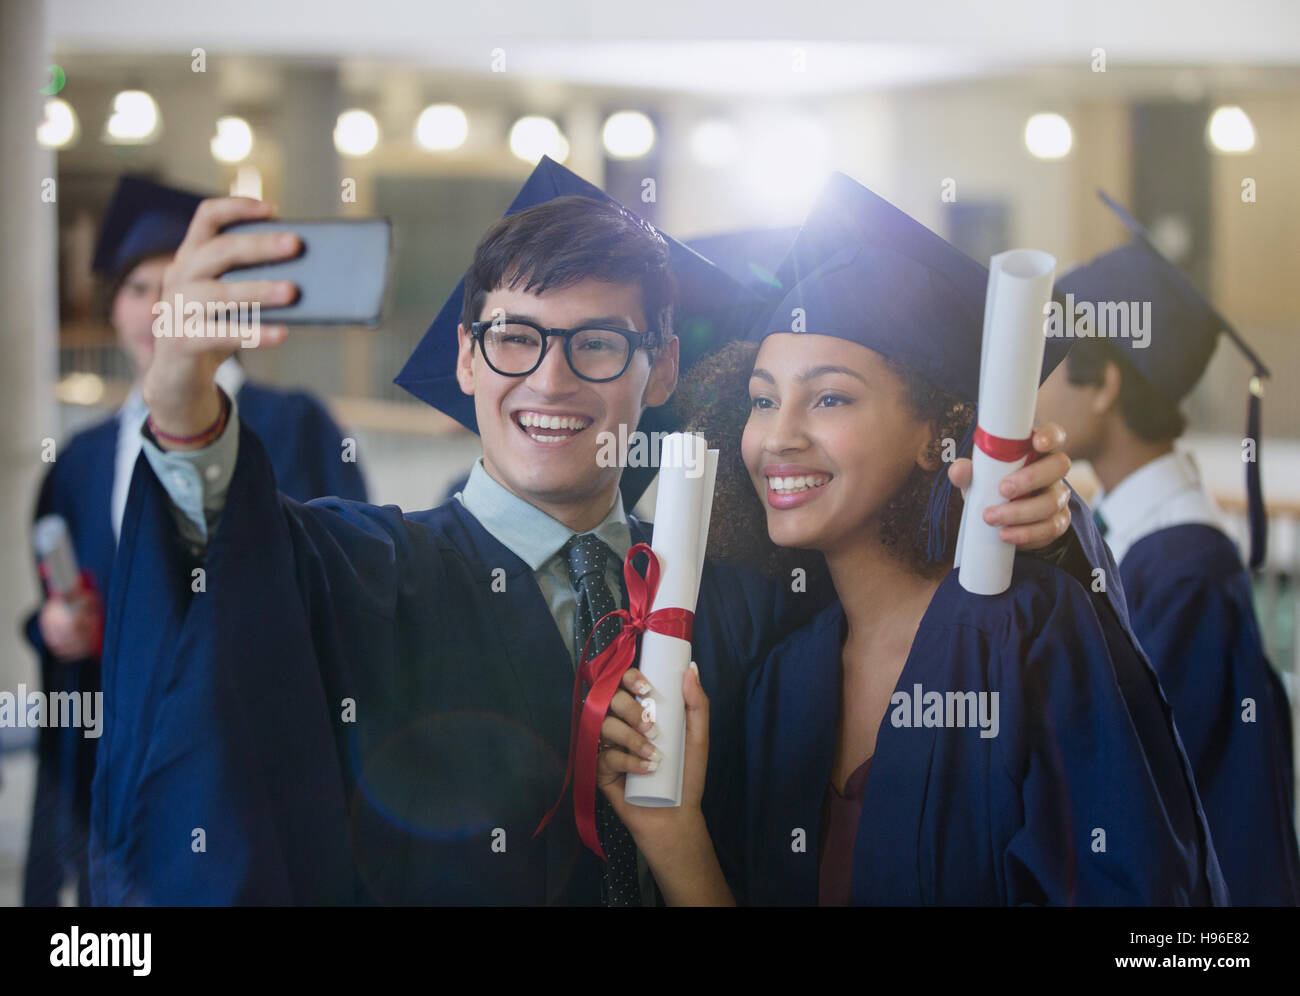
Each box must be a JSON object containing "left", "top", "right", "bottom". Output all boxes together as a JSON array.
[
  {"left": 597, "top": 175, "right": 1229, "bottom": 906},
  {"left": 21, "top": 175, "right": 367, "bottom": 906}
]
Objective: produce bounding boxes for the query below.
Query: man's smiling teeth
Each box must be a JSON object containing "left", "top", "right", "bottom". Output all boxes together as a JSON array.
[
  {"left": 516, "top": 411, "right": 592, "bottom": 442},
  {"left": 517, "top": 412, "right": 590, "bottom": 430},
  {"left": 768, "top": 474, "right": 831, "bottom": 495}
]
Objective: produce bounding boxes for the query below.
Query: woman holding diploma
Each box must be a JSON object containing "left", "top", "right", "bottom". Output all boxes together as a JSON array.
[{"left": 599, "top": 175, "right": 1226, "bottom": 906}]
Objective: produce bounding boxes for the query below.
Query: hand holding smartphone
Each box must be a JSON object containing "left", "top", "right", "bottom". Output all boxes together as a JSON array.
[{"left": 219, "top": 218, "right": 392, "bottom": 326}]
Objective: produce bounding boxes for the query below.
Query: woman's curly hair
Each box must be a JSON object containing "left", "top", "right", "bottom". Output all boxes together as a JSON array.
[{"left": 671, "top": 340, "right": 974, "bottom": 581}]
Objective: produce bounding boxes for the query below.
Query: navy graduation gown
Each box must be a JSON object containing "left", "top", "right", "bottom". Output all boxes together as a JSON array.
[
  {"left": 22, "top": 386, "right": 366, "bottom": 905},
  {"left": 1121, "top": 523, "right": 1300, "bottom": 906},
  {"left": 743, "top": 555, "right": 1228, "bottom": 906},
  {"left": 235, "top": 383, "right": 368, "bottom": 503},
  {"left": 91, "top": 423, "right": 816, "bottom": 905}
]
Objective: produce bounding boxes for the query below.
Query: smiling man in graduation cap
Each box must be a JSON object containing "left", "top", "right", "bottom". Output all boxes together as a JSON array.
[
  {"left": 21, "top": 175, "right": 366, "bottom": 907},
  {"left": 1036, "top": 191, "right": 1300, "bottom": 906},
  {"left": 89, "top": 158, "right": 1072, "bottom": 906},
  {"left": 598, "top": 173, "right": 1228, "bottom": 906}
]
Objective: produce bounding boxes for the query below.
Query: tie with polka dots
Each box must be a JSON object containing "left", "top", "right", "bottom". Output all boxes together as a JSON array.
[{"left": 565, "top": 532, "right": 642, "bottom": 907}]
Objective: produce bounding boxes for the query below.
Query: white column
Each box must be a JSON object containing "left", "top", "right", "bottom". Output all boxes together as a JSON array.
[{"left": 0, "top": 0, "right": 57, "bottom": 693}]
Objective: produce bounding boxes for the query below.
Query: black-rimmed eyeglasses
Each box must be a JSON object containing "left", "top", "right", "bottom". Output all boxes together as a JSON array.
[{"left": 469, "top": 319, "right": 654, "bottom": 383}]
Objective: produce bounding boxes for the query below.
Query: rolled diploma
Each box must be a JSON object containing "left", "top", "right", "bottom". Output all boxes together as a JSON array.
[
  {"left": 624, "top": 432, "right": 718, "bottom": 807},
  {"left": 34, "top": 514, "right": 80, "bottom": 596},
  {"left": 956, "top": 249, "right": 1056, "bottom": 596}
]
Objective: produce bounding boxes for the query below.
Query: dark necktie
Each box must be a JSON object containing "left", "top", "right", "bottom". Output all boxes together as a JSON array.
[{"left": 565, "top": 532, "right": 642, "bottom": 907}]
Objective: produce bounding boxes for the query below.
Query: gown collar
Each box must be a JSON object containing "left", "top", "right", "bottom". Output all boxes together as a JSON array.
[{"left": 1094, "top": 450, "right": 1223, "bottom": 564}]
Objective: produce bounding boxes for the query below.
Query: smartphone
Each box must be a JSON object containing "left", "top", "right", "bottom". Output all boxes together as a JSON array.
[{"left": 219, "top": 218, "right": 392, "bottom": 326}]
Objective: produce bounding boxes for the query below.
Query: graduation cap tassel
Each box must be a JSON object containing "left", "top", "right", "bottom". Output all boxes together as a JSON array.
[
  {"left": 922, "top": 419, "right": 977, "bottom": 564},
  {"left": 1245, "top": 373, "right": 1267, "bottom": 570}
]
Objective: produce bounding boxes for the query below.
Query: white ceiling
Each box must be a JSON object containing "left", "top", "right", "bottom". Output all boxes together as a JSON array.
[{"left": 50, "top": 0, "right": 1300, "bottom": 96}]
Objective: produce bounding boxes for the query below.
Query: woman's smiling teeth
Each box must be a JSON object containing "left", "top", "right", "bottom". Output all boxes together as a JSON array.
[
  {"left": 515, "top": 411, "right": 593, "bottom": 443},
  {"left": 768, "top": 474, "right": 832, "bottom": 495}
]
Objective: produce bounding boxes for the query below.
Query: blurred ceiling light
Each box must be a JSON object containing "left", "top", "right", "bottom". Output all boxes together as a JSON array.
[
  {"left": 334, "top": 109, "right": 380, "bottom": 157},
  {"left": 37, "top": 97, "right": 79, "bottom": 149},
  {"left": 743, "top": 116, "right": 828, "bottom": 219},
  {"left": 230, "top": 164, "right": 263, "bottom": 200},
  {"left": 103, "top": 89, "right": 160, "bottom": 144},
  {"left": 1207, "top": 106, "right": 1255, "bottom": 153},
  {"left": 689, "top": 119, "right": 739, "bottom": 167},
  {"left": 415, "top": 103, "right": 469, "bottom": 151},
  {"left": 602, "top": 110, "right": 655, "bottom": 159},
  {"left": 210, "top": 116, "right": 254, "bottom": 163},
  {"left": 1024, "top": 113, "right": 1072, "bottom": 159},
  {"left": 509, "top": 115, "right": 568, "bottom": 164},
  {"left": 56, "top": 372, "right": 105, "bottom": 406}
]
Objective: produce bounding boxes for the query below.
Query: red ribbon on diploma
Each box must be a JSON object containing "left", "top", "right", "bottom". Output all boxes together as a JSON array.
[
  {"left": 533, "top": 541, "right": 694, "bottom": 859},
  {"left": 974, "top": 426, "right": 1044, "bottom": 466}
]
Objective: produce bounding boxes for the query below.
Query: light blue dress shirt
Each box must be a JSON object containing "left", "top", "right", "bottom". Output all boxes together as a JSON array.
[
  {"left": 139, "top": 394, "right": 241, "bottom": 554},
  {"left": 455, "top": 459, "right": 632, "bottom": 662}
]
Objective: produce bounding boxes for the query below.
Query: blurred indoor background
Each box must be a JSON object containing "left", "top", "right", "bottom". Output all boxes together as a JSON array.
[{"left": 1, "top": 0, "right": 1297, "bottom": 903}]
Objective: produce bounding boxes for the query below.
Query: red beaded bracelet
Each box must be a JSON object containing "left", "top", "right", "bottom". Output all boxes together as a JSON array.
[{"left": 147, "top": 388, "right": 231, "bottom": 447}]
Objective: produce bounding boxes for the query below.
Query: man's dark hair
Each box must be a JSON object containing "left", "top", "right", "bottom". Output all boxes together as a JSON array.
[
  {"left": 461, "top": 195, "right": 674, "bottom": 349},
  {"left": 1064, "top": 338, "right": 1187, "bottom": 443}
]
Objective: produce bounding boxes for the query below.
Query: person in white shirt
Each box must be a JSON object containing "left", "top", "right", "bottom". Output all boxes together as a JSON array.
[{"left": 1035, "top": 191, "right": 1298, "bottom": 905}]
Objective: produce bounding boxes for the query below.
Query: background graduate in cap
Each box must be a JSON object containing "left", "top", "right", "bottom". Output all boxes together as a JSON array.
[
  {"left": 88, "top": 158, "right": 1071, "bottom": 906},
  {"left": 597, "top": 173, "right": 1228, "bottom": 906},
  {"left": 21, "top": 174, "right": 366, "bottom": 907},
  {"left": 1036, "top": 191, "right": 1299, "bottom": 905}
]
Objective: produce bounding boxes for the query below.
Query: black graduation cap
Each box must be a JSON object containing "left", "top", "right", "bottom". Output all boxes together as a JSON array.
[
  {"left": 394, "top": 156, "right": 765, "bottom": 505},
  {"left": 750, "top": 173, "right": 1071, "bottom": 402},
  {"left": 747, "top": 173, "right": 1071, "bottom": 562},
  {"left": 92, "top": 175, "right": 203, "bottom": 277},
  {"left": 1058, "top": 190, "right": 1270, "bottom": 567},
  {"left": 754, "top": 243, "right": 987, "bottom": 401}
]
